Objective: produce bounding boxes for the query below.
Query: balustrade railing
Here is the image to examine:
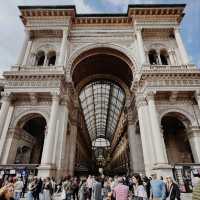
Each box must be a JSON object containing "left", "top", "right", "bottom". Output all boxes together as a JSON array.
[{"left": 142, "top": 64, "right": 197, "bottom": 70}]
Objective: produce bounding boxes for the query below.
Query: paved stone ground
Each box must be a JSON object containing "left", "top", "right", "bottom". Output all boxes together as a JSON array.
[{"left": 21, "top": 192, "right": 192, "bottom": 200}]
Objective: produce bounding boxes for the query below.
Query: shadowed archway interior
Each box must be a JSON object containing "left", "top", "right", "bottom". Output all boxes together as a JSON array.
[
  {"left": 162, "top": 115, "right": 194, "bottom": 164},
  {"left": 72, "top": 53, "right": 133, "bottom": 88},
  {"left": 72, "top": 50, "right": 133, "bottom": 170}
]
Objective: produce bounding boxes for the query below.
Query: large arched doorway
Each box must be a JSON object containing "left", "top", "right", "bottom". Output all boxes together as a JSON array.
[
  {"left": 70, "top": 47, "right": 138, "bottom": 174},
  {"left": 14, "top": 114, "right": 46, "bottom": 164},
  {"left": 161, "top": 113, "right": 194, "bottom": 164}
]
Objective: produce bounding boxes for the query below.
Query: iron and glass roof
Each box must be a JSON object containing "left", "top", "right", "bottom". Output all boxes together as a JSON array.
[{"left": 79, "top": 80, "right": 125, "bottom": 144}]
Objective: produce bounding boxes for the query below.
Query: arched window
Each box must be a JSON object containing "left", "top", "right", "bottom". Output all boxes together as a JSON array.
[
  {"left": 160, "top": 49, "right": 169, "bottom": 65},
  {"left": 35, "top": 51, "right": 45, "bottom": 66},
  {"left": 148, "top": 49, "right": 158, "bottom": 65},
  {"left": 47, "top": 51, "right": 56, "bottom": 66}
]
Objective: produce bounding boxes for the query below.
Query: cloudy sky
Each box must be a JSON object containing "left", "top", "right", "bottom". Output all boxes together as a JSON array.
[{"left": 0, "top": 0, "right": 199, "bottom": 72}]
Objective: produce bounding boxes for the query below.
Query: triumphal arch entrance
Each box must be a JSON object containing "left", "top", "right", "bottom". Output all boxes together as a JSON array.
[{"left": 0, "top": 4, "right": 200, "bottom": 187}]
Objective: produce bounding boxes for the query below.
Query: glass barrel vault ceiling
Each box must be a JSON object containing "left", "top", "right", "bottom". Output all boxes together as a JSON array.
[{"left": 79, "top": 80, "right": 125, "bottom": 147}]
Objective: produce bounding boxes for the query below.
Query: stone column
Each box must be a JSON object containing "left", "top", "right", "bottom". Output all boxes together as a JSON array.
[
  {"left": 58, "top": 28, "right": 68, "bottom": 66},
  {"left": 43, "top": 54, "right": 48, "bottom": 66},
  {"left": 136, "top": 94, "right": 155, "bottom": 176},
  {"left": 68, "top": 122, "right": 78, "bottom": 175},
  {"left": 146, "top": 92, "right": 168, "bottom": 165},
  {"left": 22, "top": 39, "right": 32, "bottom": 66},
  {"left": 17, "top": 30, "right": 30, "bottom": 66},
  {"left": 136, "top": 28, "right": 146, "bottom": 65},
  {"left": 188, "top": 127, "right": 200, "bottom": 163},
  {"left": 127, "top": 109, "right": 145, "bottom": 174},
  {"left": 174, "top": 27, "right": 189, "bottom": 64},
  {"left": 41, "top": 93, "right": 59, "bottom": 164},
  {"left": 158, "top": 52, "right": 162, "bottom": 65},
  {"left": 0, "top": 92, "right": 12, "bottom": 138},
  {"left": 195, "top": 92, "right": 200, "bottom": 111},
  {"left": 168, "top": 49, "right": 175, "bottom": 65},
  {"left": 0, "top": 106, "right": 14, "bottom": 162}
]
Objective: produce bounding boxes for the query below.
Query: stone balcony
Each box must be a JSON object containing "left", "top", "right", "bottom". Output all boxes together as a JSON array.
[
  {"left": 140, "top": 64, "right": 200, "bottom": 75},
  {"left": 143, "top": 63, "right": 197, "bottom": 70},
  {"left": 3, "top": 65, "right": 65, "bottom": 77}
]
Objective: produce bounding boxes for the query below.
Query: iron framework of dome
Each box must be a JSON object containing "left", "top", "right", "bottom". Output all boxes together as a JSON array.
[{"left": 79, "top": 80, "right": 125, "bottom": 147}]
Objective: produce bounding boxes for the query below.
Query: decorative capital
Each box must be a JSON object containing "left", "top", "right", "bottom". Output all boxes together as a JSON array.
[
  {"left": 135, "top": 93, "right": 146, "bottom": 108},
  {"left": 145, "top": 91, "right": 156, "bottom": 102},
  {"left": 1, "top": 92, "right": 12, "bottom": 101},
  {"left": 50, "top": 91, "right": 60, "bottom": 101},
  {"left": 195, "top": 90, "right": 200, "bottom": 102}
]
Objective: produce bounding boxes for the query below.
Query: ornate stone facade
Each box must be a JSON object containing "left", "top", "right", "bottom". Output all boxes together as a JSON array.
[{"left": 0, "top": 4, "right": 200, "bottom": 178}]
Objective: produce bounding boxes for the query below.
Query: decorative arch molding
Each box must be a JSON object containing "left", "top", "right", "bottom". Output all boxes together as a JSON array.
[
  {"left": 66, "top": 43, "right": 137, "bottom": 81},
  {"left": 148, "top": 43, "right": 168, "bottom": 52},
  {"left": 11, "top": 109, "right": 49, "bottom": 129},
  {"left": 35, "top": 43, "right": 57, "bottom": 55},
  {"left": 159, "top": 108, "right": 194, "bottom": 128}
]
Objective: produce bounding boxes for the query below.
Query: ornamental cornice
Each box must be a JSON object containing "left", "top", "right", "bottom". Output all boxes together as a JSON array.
[
  {"left": 74, "top": 16, "right": 132, "bottom": 25},
  {"left": 20, "top": 8, "right": 75, "bottom": 23},
  {"left": 129, "top": 6, "right": 184, "bottom": 20}
]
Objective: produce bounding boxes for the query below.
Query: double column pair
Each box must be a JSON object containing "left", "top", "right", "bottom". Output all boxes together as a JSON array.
[
  {"left": 39, "top": 92, "right": 78, "bottom": 177},
  {"left": 136, "top": 92, "right": 169, "bottom": 175}
]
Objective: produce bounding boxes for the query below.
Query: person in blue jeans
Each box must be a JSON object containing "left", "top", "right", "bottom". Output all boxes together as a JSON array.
[{"left": 150, "top": 174, "right": 166, "bottom": 200}]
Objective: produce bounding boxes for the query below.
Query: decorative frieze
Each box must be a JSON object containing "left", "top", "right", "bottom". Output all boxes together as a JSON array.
[{"left": 5, "top": 80, "right": 61, "bottom": 89}]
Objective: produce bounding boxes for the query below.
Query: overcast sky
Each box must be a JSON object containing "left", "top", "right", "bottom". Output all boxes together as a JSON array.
[{"left": 0, "top": 0, "right": 199, "bottom": 72}]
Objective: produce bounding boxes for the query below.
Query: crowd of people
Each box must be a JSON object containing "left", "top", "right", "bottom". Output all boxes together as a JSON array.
[{"left": 0, "top": 173, "right": 199, "bottom": 200}]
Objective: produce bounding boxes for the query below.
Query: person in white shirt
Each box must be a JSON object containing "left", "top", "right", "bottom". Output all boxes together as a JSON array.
[{"left": 14, "top": 177, "right": 24, "bottom": 200}]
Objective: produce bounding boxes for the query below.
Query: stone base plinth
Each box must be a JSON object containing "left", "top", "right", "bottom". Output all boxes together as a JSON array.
[
  {"left": 152, "top": 163, "right": 173, "bottom": 178},
  {"left": 37, "top": 164, "right": 56, "bottom": 178}
]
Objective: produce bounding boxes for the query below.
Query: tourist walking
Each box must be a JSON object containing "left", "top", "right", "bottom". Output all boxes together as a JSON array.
[
  {"left": 102, "top": 178, "right": 111, "bottom": 200},
  {"left": 14, "top": 177, "right": 23, "bottom": 200},
  {"left": 150, "top": 174, "right": 166, "bottom": 200},
  {"left": 132, "top": 174, "right": 147, "bottom": 200},
  {"left": 113, "top": 177, "right": 129, "bottom": 200},
  {"left": 143, "top": 177, "right": 151, "bottom": 199},
  {"left": 63, "top": 175, "right": 73, "bottom": 200},
  {"left": 86, "top": 175, "right": 93, "bottom": 199},
  {"left": 192, "top": 177, "right": 200, "bottom": 200},
  {"left": 27, "top": 177, "right": 37, "bottom": 200},
  {"left": 78, "top": 178, "right": 87, "bottom": 200},
  {"left": 165, "top": 176, "right": 180, "bottom": 200},
  {"left": 43, "top": 177, "right": 53, "bottom": 200},
  {"left": 36, "top": 178, "right": 43, "bottom": 200},
  {"left": 72, "top": 177, "right": 80, "bottom": 200},
  {"left": 91, "top": 176, "right": 102, "bottom": 200}
]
